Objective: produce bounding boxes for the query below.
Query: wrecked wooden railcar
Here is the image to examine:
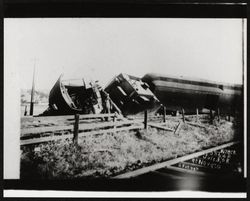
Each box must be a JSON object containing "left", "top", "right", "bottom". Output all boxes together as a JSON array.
[
  {"left": 41, "top": 75, "right": 105, "bottom": 116},
  {"left": 104, "top": 73, "right": 161, "bottom": 116},
  {"left": 142, "top": 73, "right": 243, "bottom": 115}
]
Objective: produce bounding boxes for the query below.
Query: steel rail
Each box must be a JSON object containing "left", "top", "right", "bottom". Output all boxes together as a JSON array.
[{"left": 113, "top": 141, "right": 239, "bottom": 178}]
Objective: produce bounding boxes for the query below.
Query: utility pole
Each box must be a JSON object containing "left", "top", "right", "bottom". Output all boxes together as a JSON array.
[{"left": 30, "top": 59, "right": 36, "bottom": 116}]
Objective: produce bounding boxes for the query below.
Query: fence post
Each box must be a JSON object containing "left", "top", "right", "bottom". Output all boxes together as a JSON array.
[
  {"left": 24, "top": 105, "right": 27, "bottom": 116},
  {"left": 163, "top": 105, "right": 166, "bottom": 123},
  {"left": 196, "top": 108, "right": 199, "bottom": 122},
  {"left": 182, "top": 108, "right": 185, "bottom": 123},
  {"left": 73, "top": 114, "right": 79, "bottom": 145},
  {"left": 113, "top": 112, "right": 117, "bottom": 133},
  {"left": 210, "top": 109, "right": 213, "bottom": 124},
  {"left": 217, "top": 108, "right": 220, "bottom": 122},
  {"left": 144, "top": 110, "right": 148, "bottom": 130}
]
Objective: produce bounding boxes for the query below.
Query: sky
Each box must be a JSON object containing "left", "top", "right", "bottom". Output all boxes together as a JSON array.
[{"left": 4, "top": 18, "right": 245, "bottom": 91}]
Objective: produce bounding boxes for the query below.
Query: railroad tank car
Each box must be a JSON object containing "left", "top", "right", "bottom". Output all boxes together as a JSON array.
[{"left": 141, "top": 73, "right": 243, "bottom": 115}]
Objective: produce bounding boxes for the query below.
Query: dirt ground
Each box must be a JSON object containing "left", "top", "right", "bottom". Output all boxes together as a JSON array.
[{"left": 20, "top": 116, "right": 241, "bottom": 179}]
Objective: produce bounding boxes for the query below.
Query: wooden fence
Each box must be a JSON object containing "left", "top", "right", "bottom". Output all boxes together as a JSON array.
[
  {"left": 21, "top": 113, "right": 144, "bottom": 146},
  {"left": 20, "top": 111, "right": 213, "bottom": 146}
]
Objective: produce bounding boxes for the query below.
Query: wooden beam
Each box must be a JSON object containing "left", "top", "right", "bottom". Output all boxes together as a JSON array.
[
  {"left": 77, "top": 113, "right": 119, "bottom": 120},
  {"left": 24, "top": 105, "right": 28, "bottom": 116},
  {"left": 144, "top": 110, "right": 148, "bottom": 130},
  {"left": 113, "top": 112, "right": 117, "bottom": 133},
  {"left": 174, "top": 122, "right": 182, "bottom": 135},
  {"left": 148, "top": 123, "right": 174, "bottom": 132},
  {"left": 128, "top": 114, "right": 209, "bottom": 120},
  {"left": 196, "top": 108, "right": 199, "bottom": 122},
  {"left": 210, "top": 109, "right": 213, "bottom": 124},
  {"left": 20, "top": 134, "right": 72, "bottom": 146},
  {"left": 21, "top": 125, "right": 72, "bottom": 136},
  {"left": 22, "top": 113, "right": 209, "bottom": 123},
  {"left": 113, "top": 141, "right": 239, "bottom": 178},
  {"left": 181, "top": 108, "right": 185, "bottom": 123},
  {"left": 163, "top": 106, "right": 166, "bottom": 123},
  {"left": 217, "top": 108, "right": 220, "bottom": 122},
  {"left": 29, "top": 65, "right": 36, "bottom": 116},
  {"left": 73, "top": 114, "right": 79, "bottom": 145},
  {"left": 21, "top": 119, "right": 139, "bottom": 136},
  {"left": 21, "top": 113, "right": 121, "bottom": 122}
]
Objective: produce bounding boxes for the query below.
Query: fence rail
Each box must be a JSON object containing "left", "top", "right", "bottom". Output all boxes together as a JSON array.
[
  {"left": 21, "top": 119, "right": 142, "bottom": 136},
  {"left": 22, "top": 113, "right": 124, "bottom": 122},
  {"left": 20, "top": 124, "right": 144, "bottom": 146},
  {"left": 20, "top": 113, "right": 144, "bottom": 146},
  {"left": 20, "top": 112, "right": 212, "bottom": 146}
]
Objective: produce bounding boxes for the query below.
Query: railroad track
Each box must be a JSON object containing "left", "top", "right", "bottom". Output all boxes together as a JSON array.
[{"left": 114, "top": 141, "right": 242, "bottom": 178}]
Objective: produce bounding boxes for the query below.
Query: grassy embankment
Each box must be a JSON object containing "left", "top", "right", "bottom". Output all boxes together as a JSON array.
[{"left": 20, "top": 116, "right": 239, "bottom": 179}]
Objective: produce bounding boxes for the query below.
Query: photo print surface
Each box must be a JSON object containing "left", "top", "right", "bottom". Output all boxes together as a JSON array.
[{"left": 4, "top": 17, "right": 246, "bottom": 194}]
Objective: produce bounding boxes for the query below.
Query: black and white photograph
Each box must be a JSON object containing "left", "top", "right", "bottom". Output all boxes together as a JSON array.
[{"left": 3, "top": 3, "right": 247, "bottom": 197}]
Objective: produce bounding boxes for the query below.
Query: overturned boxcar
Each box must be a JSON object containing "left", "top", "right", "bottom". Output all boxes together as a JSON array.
[
  {"left": 41, "top": 75, "right": 105, "bottom": 115},
  {"left": 142, "top": 73, "right": 243, "bottom": 115},
  {"left": 104, "top": 73, "right": 161, "bottom": 116}
]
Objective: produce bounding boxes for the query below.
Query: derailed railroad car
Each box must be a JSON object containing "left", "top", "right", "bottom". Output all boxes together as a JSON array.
[
  {"left": 104, "top": 73, "right": 161, "bottom": 115},
  {"left": 41, "top": 75, "right": 104, "bottom": 115},
  {"left": 142, "top": 73, "right": 243, "bottom": 115}
]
